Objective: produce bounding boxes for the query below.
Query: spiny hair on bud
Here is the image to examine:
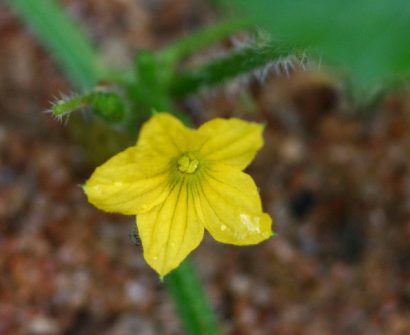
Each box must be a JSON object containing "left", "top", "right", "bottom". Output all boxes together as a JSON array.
[
  {"left": 46, "top": 88, "right": 126, "bottom": 124},
  {"left": 47, "top": 92, "right": 89, "bottom": 123}
]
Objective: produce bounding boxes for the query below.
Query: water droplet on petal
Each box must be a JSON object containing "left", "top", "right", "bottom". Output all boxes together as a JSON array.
[
  {"left": 239, "top": 213, "right": 261, "bottom": 234},
  {"left": 220, "top": 224, "right": 227, "bottom": 231}
]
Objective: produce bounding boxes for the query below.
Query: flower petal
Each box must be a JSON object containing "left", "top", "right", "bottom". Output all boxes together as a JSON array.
[
  {"left": 138, "top": 113, "right": 197, "bottom": 156},
  {"left": 137, "top": 181, "right": 204, "bottom": 277},
  {"left": 84, "top": 146, "right": 169, "bottom": 215},
  {"left": 195, "top": 164, "right": 273, "bottom": 245},
  {"left": 198, "top": 118, "right": 264, "bottom": 170}
]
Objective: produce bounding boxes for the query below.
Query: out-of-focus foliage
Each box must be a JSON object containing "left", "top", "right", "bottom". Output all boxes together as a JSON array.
[
  {"left": 233, "top": 0, "right": 410, "bottom": 87},
  {"left": 11, "top": 0, "right": 105, "bottom": 90}
]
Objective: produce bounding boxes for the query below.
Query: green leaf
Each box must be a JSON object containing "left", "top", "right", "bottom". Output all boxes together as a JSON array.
[
  {"left": 9, "top": 0, "right": 105, "bottom": 90},
  {"left": 232, "top": 0, "right": 410, "bottom": 87}
]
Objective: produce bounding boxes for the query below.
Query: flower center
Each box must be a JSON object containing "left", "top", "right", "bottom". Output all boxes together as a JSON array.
[{"left": 177, "top": 153, "right": 199, "bottom": 174}]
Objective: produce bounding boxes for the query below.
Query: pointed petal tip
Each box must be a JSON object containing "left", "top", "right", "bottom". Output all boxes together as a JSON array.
[{"left": 146, "top": 254, "right": 182, "bottom": 279}]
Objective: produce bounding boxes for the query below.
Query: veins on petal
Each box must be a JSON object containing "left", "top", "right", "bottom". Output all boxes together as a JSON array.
[
  {"left": 195, "top": 180, "right": 234, "bottom": 235},
  {"left": 162, "top": 182, "right": 184, "bottom": 271},
  {"left": 147, "top": 182, "right": 178, "bottom": 252}
]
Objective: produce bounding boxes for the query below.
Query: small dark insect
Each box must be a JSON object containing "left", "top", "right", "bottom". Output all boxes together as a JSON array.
[{"left": 129, "top": 225, "right": 141, "bottom": 246}]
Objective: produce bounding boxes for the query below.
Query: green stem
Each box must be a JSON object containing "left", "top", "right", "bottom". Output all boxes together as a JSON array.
[
  {"left": 169, "top": 44, "right": 294, "bottom": 96},
  {"left": 9, "top": 0, "right": 105, "bottom": 90},
  {"left": 158, "top": 19, "right": 249, "bottom": 66},
  {"left": 165, "top": 259, "right": 221, "bottom": 335}
]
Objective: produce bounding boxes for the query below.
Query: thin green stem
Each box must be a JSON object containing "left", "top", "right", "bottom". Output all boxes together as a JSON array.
[
  {"left": 158, "top": 20, "right": 249, "bottom": 66},
  {"left": 9, "top": 0, "right": 105, "bottom": 90},
  {"left": 164, "top": 259, "right": 220, "bottom": 335},
  {"left": 169, "top": 44, "right": 294, "bottom": 96}
]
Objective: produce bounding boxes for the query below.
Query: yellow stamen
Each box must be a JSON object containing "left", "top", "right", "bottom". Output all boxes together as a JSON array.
[{"left": 178, "top": 154, "right": 199, "bottom": 174}]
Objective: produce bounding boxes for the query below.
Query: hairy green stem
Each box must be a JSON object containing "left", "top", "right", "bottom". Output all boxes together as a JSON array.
[
  {"left": 169, "top": 44, "right": 294, "bottom": 96},
  {"left": 158, "top": 19, "right": 249, "bottom": 66}
]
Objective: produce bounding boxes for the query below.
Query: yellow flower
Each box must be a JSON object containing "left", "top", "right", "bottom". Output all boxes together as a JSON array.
[{"left": 84, "top": 113, "right": 273, "bottom": 277}]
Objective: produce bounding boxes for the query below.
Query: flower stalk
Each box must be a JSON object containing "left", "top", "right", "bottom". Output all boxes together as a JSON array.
[{"left": 164, "top": 260, "right": 221, "bottom": 335}]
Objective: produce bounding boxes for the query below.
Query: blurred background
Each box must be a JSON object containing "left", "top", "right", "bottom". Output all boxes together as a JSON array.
[{"left": 0, "top": 0, "right": 409, "bottom": 334}]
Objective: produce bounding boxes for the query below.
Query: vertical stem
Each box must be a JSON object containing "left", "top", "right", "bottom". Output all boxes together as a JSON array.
[{"left": 165, "top": 260, "right": 221, "bottom": 335}]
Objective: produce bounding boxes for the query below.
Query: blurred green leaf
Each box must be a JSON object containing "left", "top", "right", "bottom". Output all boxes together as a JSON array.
[
  {"left": 9, "top": 0, "right": 106, "bottom": 90},
  {"left": 232, "top": 0, "right": 410, "bottom": 87}
]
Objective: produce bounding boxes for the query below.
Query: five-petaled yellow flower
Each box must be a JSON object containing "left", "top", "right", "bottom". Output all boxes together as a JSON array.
[{"left": 84, "top": 113, "right": 273, "bottom": 277}]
